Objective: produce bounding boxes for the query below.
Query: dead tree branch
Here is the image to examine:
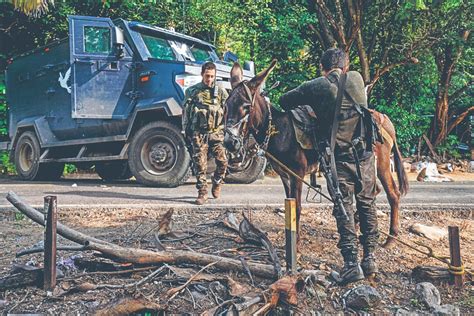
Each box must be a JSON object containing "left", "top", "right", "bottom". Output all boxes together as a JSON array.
[{"left": 6, "top": 191, "right": 277, "bottom": 279}]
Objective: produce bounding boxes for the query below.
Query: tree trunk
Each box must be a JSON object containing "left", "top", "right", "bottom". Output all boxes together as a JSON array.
[{"left": 430, "top": 30, "right": 470, "bottom": 147}]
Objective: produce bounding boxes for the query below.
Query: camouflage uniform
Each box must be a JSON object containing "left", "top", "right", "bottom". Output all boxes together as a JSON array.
[
  {"left": 182, "top": 82, "right": 229, "bottom": 196},
  {"left": 279, "top": 69, "right": 379, "bottom": 264}
]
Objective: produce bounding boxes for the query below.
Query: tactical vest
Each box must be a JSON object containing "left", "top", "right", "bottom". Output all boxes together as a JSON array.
[
  {"left": 187, "top": 84, "right": 225, "bottom": 134},
  {"left": 328, "top": 71, "right": 378, "bottom": 161}
]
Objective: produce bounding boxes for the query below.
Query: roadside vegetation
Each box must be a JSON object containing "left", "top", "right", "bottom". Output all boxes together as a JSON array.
[{"left": 0, "top": 0, "right": 472, "bottom": 176}]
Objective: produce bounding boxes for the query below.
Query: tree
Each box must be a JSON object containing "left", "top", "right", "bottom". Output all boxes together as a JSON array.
[
  {"left": 428, "top": 0, "right": 472, "bottom": 147},
  {"left": 305, "top": 0, "right": 452, "bottom": 95},
  {"left": 6, "top": 0, "right": 54, "bottom": 17}
]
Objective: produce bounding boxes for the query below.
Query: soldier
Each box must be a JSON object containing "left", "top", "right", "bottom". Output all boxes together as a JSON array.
[
  {"left": 279, "top": 48, "right": 379, "bottom": 285},
  {"left": 182, "top": 62, "right": 229, "bottom": 205}
]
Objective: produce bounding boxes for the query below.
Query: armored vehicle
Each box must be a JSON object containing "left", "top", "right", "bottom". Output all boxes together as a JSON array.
[{"left": 2, "top": 15, "right": 265, "bottom": 187}]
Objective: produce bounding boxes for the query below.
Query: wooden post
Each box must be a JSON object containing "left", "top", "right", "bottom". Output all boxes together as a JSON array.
[
  {"left": 448, "top": 226, "right": 463, "bottom": 287},
  {"left": 43, "top": 195, "right": 57, "bottom": 291},
  {"left": 285, "top": 198, "right": 297, "bottom": 273}
]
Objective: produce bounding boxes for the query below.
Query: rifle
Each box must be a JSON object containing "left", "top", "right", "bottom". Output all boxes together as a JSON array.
[
  {"left": 316, "top": 140, "right": 349, "bottom": 222},
  {"left": 182, "top": 130, "right": 195, "bottom": 174}
]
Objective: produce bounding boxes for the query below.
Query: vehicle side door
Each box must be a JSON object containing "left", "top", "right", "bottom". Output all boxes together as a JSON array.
[{"left": 69, "top": 15, "right": 134, "bottom": 119}]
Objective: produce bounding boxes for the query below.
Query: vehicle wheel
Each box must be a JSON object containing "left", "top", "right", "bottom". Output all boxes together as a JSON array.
[
  {"left": 14, "top": 131, "right": 64, "bottom": 180},
  {"left": 128, "top": 121, "right": 191, "bottom": 187},
  {"left": 95, "top": 161, "right": 132, "bottom": 181},
  {"left": 225, "top": 156, "right": 266, "bottom": 184}
]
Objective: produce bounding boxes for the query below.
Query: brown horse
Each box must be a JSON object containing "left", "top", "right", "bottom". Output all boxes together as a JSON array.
[{"left": 224, "top": 60, "right": 408, "bottom": 247}]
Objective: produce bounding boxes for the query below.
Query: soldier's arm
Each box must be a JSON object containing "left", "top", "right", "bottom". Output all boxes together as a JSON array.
[{"left": 279, "top": 81, "right": 313, "bottom": 111}]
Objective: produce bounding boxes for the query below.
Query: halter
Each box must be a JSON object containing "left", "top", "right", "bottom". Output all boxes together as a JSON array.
[{"left": 227, "top": 80, "right": 273, "bottom": 151}]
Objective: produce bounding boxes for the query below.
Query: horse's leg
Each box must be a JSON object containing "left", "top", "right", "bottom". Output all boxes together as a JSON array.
[
  {"left": 376, "top": 143, "right": 401, "bottom": 248},
  {"left": 280, "top": 173, "right": 291, "bottom": 198}
]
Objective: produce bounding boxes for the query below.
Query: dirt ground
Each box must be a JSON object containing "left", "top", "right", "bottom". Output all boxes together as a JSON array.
[{"left": 0, "top": 205, "right": 473, "bottom": 315}]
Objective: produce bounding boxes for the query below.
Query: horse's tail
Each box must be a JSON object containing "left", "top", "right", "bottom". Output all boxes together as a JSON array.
[{"left": 392, "top": 140, "right": 409, "bottom": 196}]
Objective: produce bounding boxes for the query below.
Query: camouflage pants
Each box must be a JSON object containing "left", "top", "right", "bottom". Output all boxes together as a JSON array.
[
  {"left": 334, "top": 154, "right": 379, "bottom": 260},
  {"left": 191, "top": 132, "right": 228, "bottom": 194}
]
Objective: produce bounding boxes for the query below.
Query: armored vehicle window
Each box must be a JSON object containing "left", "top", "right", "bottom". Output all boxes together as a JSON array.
[
  {"left": 84, "top": 26, "right": 111, "bottom": 54},
  {"left": 142, "top": 35, "right": 176, "bottom": 60},
  {"left": 190, "top": 46, "right": 212, "bottom": 62}
]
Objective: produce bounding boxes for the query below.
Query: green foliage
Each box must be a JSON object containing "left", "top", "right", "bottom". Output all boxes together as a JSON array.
[
  {"left": 14, "top": 211, "right": 25, "bottom": 221},
  {"left": 437, "top": 135, "right": 462, "bottom": 159},
  {"left": 64, "top": 164, "right": 77, "bottom": 175},
  {"left": 0, "top": 151, "right": 16, "bottom": 175},
  {"left": 0, "top": 0, "right": 471, "bottom": 159}
]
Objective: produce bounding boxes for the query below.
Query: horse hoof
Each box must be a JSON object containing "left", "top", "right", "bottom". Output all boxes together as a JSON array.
[{"left": 382, "top": 237, "right": 396, "bottom": 249}]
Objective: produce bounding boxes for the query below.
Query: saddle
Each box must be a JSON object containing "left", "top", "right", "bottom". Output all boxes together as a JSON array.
[
  {"left": 290, "top": 106, "right": 391, "bottom": 150},
  {"left": 290, "top": 105, "right": 318, "bottom": 150}
]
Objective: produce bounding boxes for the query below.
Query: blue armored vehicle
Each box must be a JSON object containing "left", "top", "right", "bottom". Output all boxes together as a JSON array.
[{"left": 3, "top": 15, "right": 264, "bottom": 187}]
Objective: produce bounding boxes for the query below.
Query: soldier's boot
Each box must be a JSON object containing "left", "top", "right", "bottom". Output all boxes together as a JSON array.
[
  {"left": 211, "top": 177, "right": 223, "bottom": 199},
  {"left": 333, "top": 254, "right": 364, "bottom": 286},
  {"left": 195, "top": 190, "right": 208, "bottom": 205},
  {"left": 361, "top": 248, "right": 378, "bottom": 277}
]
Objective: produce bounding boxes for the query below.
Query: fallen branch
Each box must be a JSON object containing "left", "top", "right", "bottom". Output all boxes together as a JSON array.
[
  {"left": 16, "top": 245, "right": 88, "bottom": 257},
  {"left": 167, "top": 260, "right": 221, "bottom": 300},
  {"left": 66, "top": 265, "right": 169, "bottom": 293},
  {"left": 6, "top": 191, "right": 277, "bottom": 279},
  {"left": 94, "top": 297, "right": 163, "bottom": 315}
]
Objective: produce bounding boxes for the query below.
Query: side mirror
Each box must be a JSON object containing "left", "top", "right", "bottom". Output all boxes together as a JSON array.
[
  {"left": 243, "top": 60, "right": 255, "bottom": 74},
  {"left": 113, "top": 26, "right": 125, "bottom": 58}
]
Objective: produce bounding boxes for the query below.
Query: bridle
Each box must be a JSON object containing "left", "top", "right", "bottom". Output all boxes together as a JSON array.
[{"left": 225, "top": 81, "right": 273, "bottom": 161}]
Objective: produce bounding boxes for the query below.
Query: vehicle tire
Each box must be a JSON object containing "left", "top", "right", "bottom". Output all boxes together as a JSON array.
[
  {"left": 225, "top": 156, "right": 266, "bottom": 184},
  {"left": 14, "top": 131, "right": 64, "bottom": 181},
  {"left": 128, "top": 121, "right": 191, "bottom": 187},
  {"left": 95, "top": 161, "right": 132, "bottom": 181}
]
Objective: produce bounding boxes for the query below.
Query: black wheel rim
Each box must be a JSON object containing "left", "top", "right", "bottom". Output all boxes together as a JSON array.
[{"left": 140, "top": 134, "right": 178, "bottom": 175}]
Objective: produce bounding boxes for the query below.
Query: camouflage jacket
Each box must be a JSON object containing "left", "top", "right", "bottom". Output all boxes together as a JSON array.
[{"left": 182, "top": 82, "right": 228, "bottom": 135}]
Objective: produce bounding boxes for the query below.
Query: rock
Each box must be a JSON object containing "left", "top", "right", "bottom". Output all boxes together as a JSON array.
[
  {"left": 409, "top": 223, "right": 448, "bottom": 241},
  {"left": 343, "top": 285, "right": 381, "bottom": 310},
  {"left": 395, "top": 309, "right": 430, "bottom": 316},
  {"left": 468, "top": 161, "right": 474, "bottom": 173},
  {"left": 417, "top": 163, "right": 453, "bottom": 182},
  {"left": 415, "top": 282, "right": 441, "bottom": 310},
  {"left": 433, "top": 304, "right": 460, "bottom": 316},
  {"left": 0, "top": 300, "right": 6, "bottom": 308}
]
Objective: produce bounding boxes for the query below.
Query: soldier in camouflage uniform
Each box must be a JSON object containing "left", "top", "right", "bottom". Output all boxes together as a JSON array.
[
  {"left": 182, "top": 62, "right": 229, "bottom": 205},
  {"left": 279, "top": 49, "right": 379, "bottom": 285}
]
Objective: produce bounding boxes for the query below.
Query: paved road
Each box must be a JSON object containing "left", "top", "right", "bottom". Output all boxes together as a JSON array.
[{"left": 1, "top": 176, "right": 473, "bottom": 210}]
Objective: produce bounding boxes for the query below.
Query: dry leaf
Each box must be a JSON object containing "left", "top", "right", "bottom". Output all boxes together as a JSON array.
[{"left": 227, "top": 277, "right": 252, "bottom": 297}]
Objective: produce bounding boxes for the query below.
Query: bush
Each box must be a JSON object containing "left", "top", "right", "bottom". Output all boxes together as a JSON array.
[{"left": 0, "top": 151, "right": 15, "bottom": 175}]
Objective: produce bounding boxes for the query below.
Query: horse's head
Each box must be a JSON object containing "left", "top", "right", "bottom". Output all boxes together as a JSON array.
[{"left": 224, "top": 59, "right": 277, "bottom": 153}]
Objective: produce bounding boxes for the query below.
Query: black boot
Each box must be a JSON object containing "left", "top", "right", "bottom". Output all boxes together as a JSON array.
[
  {"left": 332, "top": 254, "right": 364, "bottom": 286},
  {"left": 361, "top": 253, "right": 378, "bottom": 277},
  {"left": 338, "top": 261, "right": 364, "bottom": 285}
]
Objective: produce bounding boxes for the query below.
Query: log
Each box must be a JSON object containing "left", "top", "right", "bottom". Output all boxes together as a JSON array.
[
  {"left": 412, "top": 265, "right": 450, "bottom": 283},
  {"left": 6, "top": 192, "right": 277, "bottom": 279}
]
